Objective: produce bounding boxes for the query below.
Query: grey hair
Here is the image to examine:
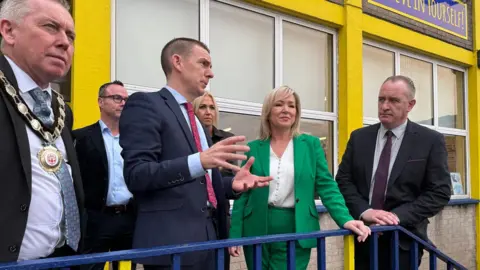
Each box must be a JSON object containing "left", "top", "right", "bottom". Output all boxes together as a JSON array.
[
  {"left": 0, "top": 0, "right": 70, "bottom": 23},
  {"left": 0, "top": 0, "right": 71, "bottom": 48},
  {"left": 383, "top": 75, "right": 416, "bottom": 100}
]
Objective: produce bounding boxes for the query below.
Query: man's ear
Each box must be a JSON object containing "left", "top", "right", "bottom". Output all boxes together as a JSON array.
[{"left": 0, "top": 19, "right": 15, "bottom": 46}]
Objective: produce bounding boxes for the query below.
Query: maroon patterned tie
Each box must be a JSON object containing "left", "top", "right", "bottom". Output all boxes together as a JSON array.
[
  {"left": 184, "top": 102, "right": 218, "bottom": 208},
  {"left": 371, "top": 130, "right": 393, "bottom": 210}
]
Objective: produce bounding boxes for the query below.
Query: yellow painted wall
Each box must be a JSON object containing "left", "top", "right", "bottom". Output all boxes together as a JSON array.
[{"left": 71, "top": 0, "right": 111, "bottom": 129}]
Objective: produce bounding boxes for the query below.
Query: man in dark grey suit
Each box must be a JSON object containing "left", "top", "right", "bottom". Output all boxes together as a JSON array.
[
  {"left": 336, "top": 75, "right": 451, "bottom": 270},
  {"left": 0, "top": 0, "right": 84, "bottom": 263}
]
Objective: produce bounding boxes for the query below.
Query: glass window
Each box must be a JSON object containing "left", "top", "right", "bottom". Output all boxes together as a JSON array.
[
  {"left": 115, "top": 0, "right": 199, "bottom": 88},
  {"left": 283, "top": 22, "right": 333, "bottom": 112},
  {"left": 362, "top": 44, "right": 395, "bottom": 118},
  {"left": 445, "top": 135, "right": 467, "bottom": 195},
  {"left": 437, "top": 66, "right": 465, "bottom": 129},
  {"left": 400, "top": 55, "right": 433, "bottom": 125},
  {"left": 209, "top": 2, "right": 274, "bottom": 103}
]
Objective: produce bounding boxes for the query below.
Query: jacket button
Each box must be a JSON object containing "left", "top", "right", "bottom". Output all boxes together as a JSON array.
[
  {"left": 20, "top": 204, "right": 28, "bottom": 212},
  {"left": 296, "top": 199, "right": 299, "bottom": 203},
  {"left": 200, "top": 179, "right": 205, "bottom": 184},
  {"left": 9, "top": 245, "right": 17, "bottom": 253},
  {"left": 201, "top": 207, "right": 207, "bottom": 212}
]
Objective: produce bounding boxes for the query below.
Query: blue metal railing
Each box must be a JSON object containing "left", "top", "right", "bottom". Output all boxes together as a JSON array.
[{"left": 0, "top": 226, "right": 468, "bottom": 270}]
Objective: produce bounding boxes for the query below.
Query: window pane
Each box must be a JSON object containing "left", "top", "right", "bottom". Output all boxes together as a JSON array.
[
  {"left": 283, "top": 22, "right": 333, "bottom": 112},
  {"left": 115, "top": 0, "right": 199, "bottom": 88},
  {"left": 400, "top": 55, "right": 433, "bottom": 125},
  {"left": 445, "top": 135, "right": 467, "bottom": 195},
  {"left": 218, "top": 112, "right": 334, "bottom": 173},
  {"left": 363, "top": 44, "right": 395, "bottom": 118},
  {"left": 209, "top": 2, "right": 274, "bottom": 103},
  {"left": 437, "top": 66, "right": 465, "bottom": 129}
]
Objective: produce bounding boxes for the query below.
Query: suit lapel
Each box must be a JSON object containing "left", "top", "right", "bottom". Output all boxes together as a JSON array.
[
  {"left": 364, "top": 124, "right": 380, "bottom": 189},
  {"left": 0, "top": 56, "right": 32, "bottom": 193},
  {"left": 388, "top": 121, "right": 416, "bottom": 188},
  {"left": 293, "top": 136, "right": 306, "bottom": 188},
  {"left": 90, "top": 122, "right": 108, "bottom": 172},
  {"left": 257, "top": 139, "right": 270, "bottom": 177},
  {"left": 159, "top": 88, "right": 196, "bottom": 152}
]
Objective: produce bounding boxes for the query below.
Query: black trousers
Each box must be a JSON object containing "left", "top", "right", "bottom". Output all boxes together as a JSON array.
[
  {"left": 79, "top": 208, "right": 136, "bottom": 270},
  {"left": 354, "top": 233, "right": 424, "bottom": 270}
]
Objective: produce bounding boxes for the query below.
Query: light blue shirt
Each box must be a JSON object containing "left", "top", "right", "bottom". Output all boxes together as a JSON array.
[
  {"left": 165, "top": 86, "right": 212, "bottom": 180},
  {"left": 99, "top": 120, "right": 133, "bottom": 206}
]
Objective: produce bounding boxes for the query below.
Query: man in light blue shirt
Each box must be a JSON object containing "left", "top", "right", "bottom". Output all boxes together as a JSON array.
[{"left": 73, "top": 80, "right": 135, "bottom": 270}]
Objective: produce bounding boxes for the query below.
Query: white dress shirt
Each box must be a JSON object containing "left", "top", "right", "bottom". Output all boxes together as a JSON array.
[
  {"left": 268, "top": 140, "right": 295, "bottom": 208},
  {"left": 368, "top": 121, "right": 407, "bottom": 203},
  {"left": 5, "top": 56, "right": 71, "bottom": 261}
]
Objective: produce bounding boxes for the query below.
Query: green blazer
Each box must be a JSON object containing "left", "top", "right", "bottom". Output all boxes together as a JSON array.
[{"left": 229, "top": 133, "right": 354, "bottom": 248}]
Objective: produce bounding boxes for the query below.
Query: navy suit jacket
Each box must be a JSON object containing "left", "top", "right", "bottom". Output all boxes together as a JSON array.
[{"left": 119, "top": 88, "right": 236, "bottom": 265}]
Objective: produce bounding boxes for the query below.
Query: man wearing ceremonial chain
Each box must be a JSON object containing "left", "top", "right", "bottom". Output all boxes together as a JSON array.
[{"left": 0, "top": 0, "right": 85, "bottom": 264}]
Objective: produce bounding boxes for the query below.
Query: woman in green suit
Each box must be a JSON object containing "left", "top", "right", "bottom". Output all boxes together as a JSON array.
[{"left": 228, "top": 86, "right": 371, "bottom": 270}]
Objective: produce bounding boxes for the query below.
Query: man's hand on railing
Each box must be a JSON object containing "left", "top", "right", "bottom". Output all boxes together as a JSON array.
[
  {"left": 228, "top": 246, "right": 241, "bottom": 257},
  {"left": 343, "top": 220, "right": 372, "bottom": 242},
  {"left": 361, "top": 209, "right": 399, "bottom": 226}
]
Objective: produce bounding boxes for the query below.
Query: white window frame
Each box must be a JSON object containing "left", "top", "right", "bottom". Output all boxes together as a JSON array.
[
  {"left": 363, "top": 39, "right": 470, "bottom": 199},
  {"left": 110, "top": 0, "right": 339, "bottom": 205}
]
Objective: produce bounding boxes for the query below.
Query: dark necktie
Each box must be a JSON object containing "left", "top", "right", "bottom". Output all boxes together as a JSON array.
[
  {"left": 184, "top": 102, "right": 218, "bottom": 208},
  {"left": 371, "top": 130, "right": 393, "bottom": 210},
  {"left": 28, "top": 87, "right": 81, "bottom": 251}
]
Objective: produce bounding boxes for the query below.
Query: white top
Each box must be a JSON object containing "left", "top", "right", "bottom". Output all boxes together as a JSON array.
[
  {"left": 268, "top": 140, "right": 295, "bottom": 208},
  {"left": 5, "top": 56, "right": 71, "bottom": 261}
]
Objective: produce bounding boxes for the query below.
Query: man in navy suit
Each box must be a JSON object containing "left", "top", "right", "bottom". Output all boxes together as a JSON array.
[{"left": 119, "top": 37, "right": 272, "bottom": 270}]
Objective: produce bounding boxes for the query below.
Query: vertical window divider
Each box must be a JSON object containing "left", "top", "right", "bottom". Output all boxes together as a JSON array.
[
  {"left": 432, "top": 64, "right": 439, "bottom": 129},
  {"left": 274, "top": 16, "right": 283, "bottom": 88},
  {"left": 200, "top": 0, "right": 210, "bottom": 91}
]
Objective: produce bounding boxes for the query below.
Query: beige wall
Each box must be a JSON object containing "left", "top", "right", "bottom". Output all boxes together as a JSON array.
[{"left": 230, "top": 205, "right": 476, "bottom": 270}]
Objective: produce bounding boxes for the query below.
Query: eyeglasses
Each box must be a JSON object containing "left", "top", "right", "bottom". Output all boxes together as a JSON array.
[{"left": 100, "top": 95, "right": 128, "bottom": 104}]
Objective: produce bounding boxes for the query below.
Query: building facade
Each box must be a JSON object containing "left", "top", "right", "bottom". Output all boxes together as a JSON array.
[{"left": 70, "top": 0, "right": 480, "bottom": 269}]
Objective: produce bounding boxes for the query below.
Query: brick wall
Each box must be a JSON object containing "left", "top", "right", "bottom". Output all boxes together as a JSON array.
[
  {"left": 229, "top": 205, "right": 476, "bottom": 269},
  {"left": 362, "top": 0, "right": 473, "bottom": 50}
]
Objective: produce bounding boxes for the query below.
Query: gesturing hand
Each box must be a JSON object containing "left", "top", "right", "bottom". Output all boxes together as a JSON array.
[
  {"left": 231, "top": 157, "right": 273, "bottom": 192},
  {"left": 200, "top": 136, "right": 250, "bottom": 171},
  {"left": 228, "top": 246, "right": 241, "bottom": 257},
  {"left": 343, "top": 220, "right": 371, "bottom": 242},
  {"left": 361, "top": 209, "right": 399, "bottom": 226}
]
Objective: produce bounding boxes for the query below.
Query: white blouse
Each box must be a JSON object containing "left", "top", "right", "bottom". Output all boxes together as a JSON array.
[{"left": 268, "top": 140, "right": 295, "bottom": 208}]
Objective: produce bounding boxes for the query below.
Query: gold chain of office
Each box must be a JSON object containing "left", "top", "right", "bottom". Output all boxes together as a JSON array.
[{"left": 0, "top": 70, "right": 66, "bottom": 173}]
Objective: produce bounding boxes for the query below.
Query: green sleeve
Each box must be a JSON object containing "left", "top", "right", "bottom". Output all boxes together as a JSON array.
[
  {"left": 313, "top": 137, "right": 354, "bottom": 227},
  {"left": 229, "top": 145, "right": 252, "bottom": 239}
]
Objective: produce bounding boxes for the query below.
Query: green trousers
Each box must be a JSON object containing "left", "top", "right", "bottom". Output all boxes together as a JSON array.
[{"left": 243, "top": 207, "right": 311, "bottom": 270}]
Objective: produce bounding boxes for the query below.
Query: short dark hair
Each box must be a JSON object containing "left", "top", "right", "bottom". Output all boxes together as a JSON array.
[
  {"left": 382, "top": 75, "right": 416, "bottom": 99},
  {"left": 99, "top": 80, "right": 124, "bottom": 97},
  {"left": 160, "top": 37, "right": 210, "bottom": 77}
]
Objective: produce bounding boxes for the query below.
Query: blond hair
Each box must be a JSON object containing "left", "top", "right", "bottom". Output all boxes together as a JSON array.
[
  {"left": 192, "top": 91, "right": 219, "bottom": 127},
  {"left": 259, "top": 86, "right": 301, "bottom": 140}
]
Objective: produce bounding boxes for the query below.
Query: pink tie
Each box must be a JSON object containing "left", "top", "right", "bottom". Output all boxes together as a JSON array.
[{"left": 184, "top": 102, "right": 218, "bottom": 208}]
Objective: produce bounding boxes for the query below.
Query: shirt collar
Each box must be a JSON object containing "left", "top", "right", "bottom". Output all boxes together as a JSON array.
[
  {"left": 164, "top": 85, "right": 187, "bottom": 105},
  {"left": 4, "top": 55, "right": 52, "bottom": 95},
  {"left": 380, "top": 120, "right": 408, "bottom": 139}
]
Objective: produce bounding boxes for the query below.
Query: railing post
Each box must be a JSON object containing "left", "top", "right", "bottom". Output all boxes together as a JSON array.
[
  {"left": 317, "top": 237, "right": 326, "bottom": 270},
  {"left": 391, "top": 230, "right": 399, "bottom": 270},
  {"left": 286, "top": 241, "right": 296, "bottom": 270},
  {"left": 253, "top": 244, "right": 262, "bottom": 270},
  {"left": 215, "top": 248, "right": 225, "bottom": 270},
  {"left": 446, "top": 262, "right": 454, "bottom": 270},
  {"left": 343, "top": 235, "right": 355, "bottom": 270},
  {"left": 172, "top": 254, "right": 181, "bottom": 270},
  {"left": 410, "top": 241, "right": 419, "bottom": 270},
  {"left": 429, "top": 253, "right": 437, "bottom": 270},
  {"left": 370, "top": 232, "right": 378, "bottom": 270}
]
